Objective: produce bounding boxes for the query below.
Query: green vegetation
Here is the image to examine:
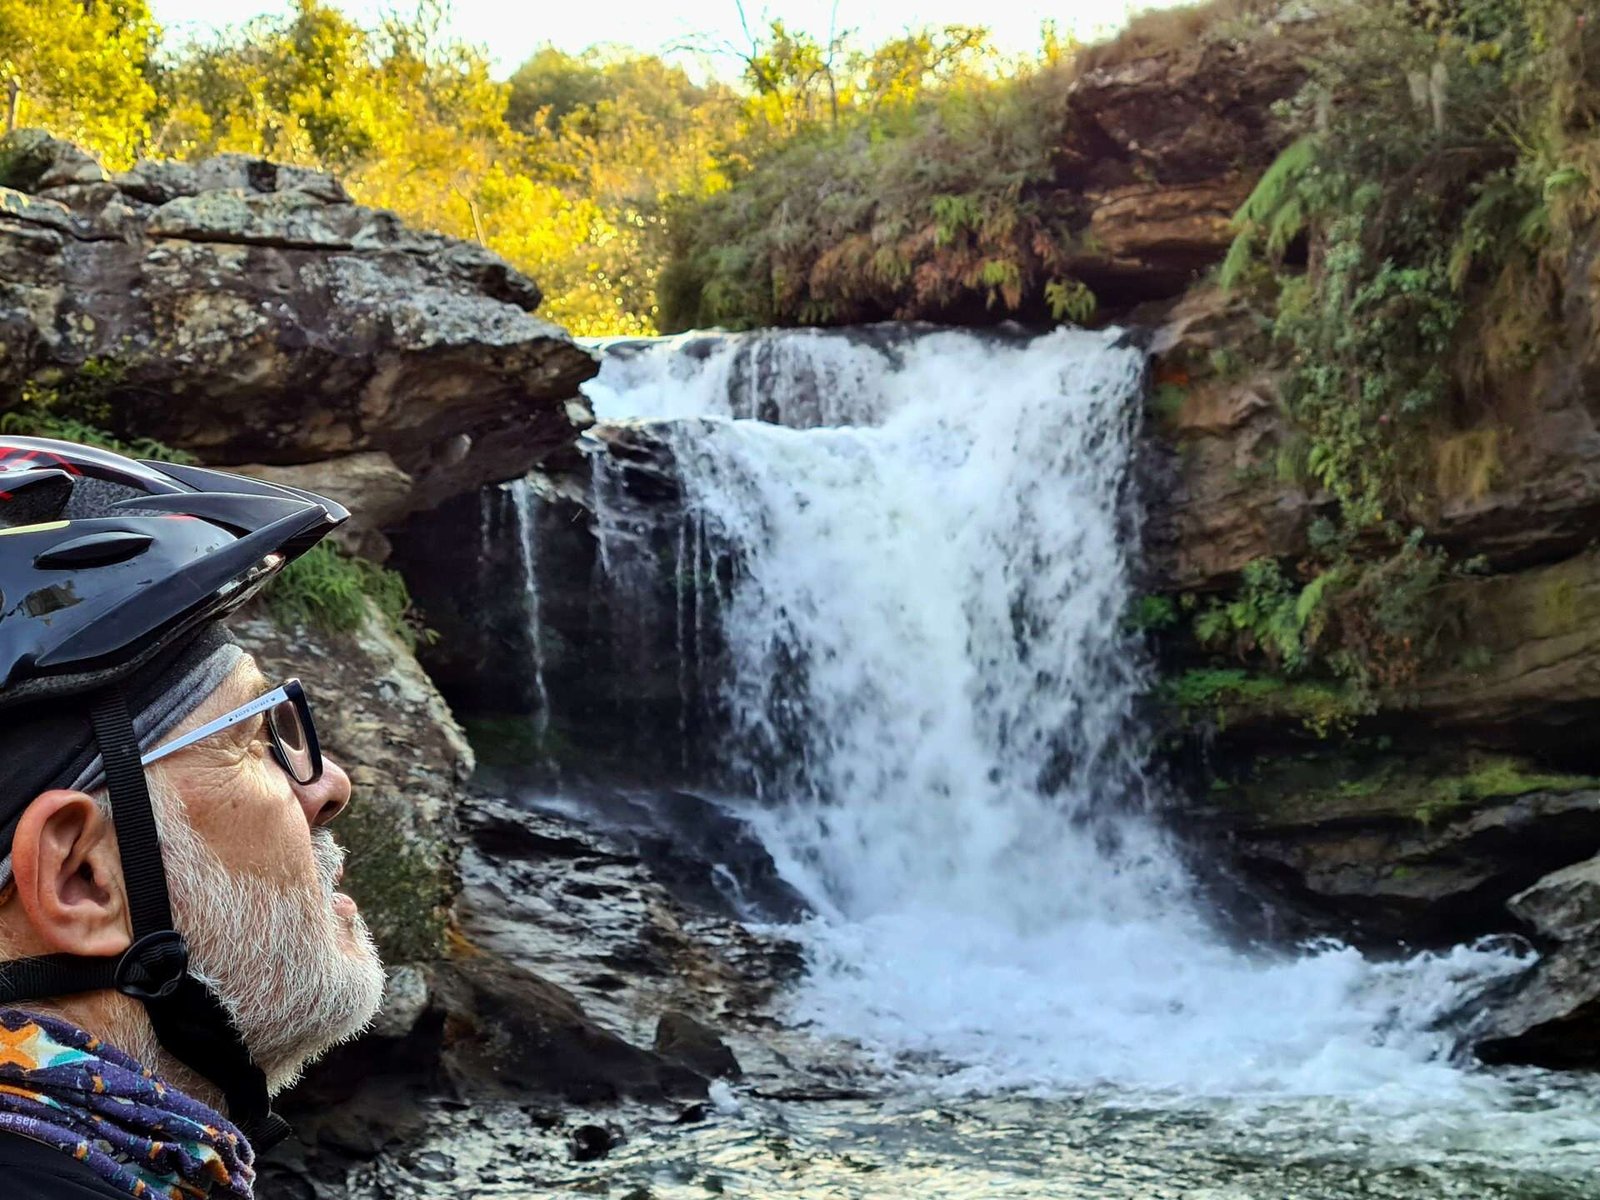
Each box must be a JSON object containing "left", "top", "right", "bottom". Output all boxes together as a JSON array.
[
  {"left": 0, "top": 361, "right": 194, "bottom": 463},
  {"left": 1174, "top": 0, "right": 1598, "bottom": 724},
  {"left": 262, "top": 541, "right": 421, "bottom": 646},
  {"left": 662, "top": 0, "right": 1287, "bottom": 328},
  {"left": 336, "top": 798, "right": 449, "bottom": 961},
  {"left": 660, "top": 55, "right": 1087, "bottom": 329},
  {"left": 0, "top": 0, "right": 159, "bottom": 168},
  {"left": 460, "top": 715, "right": 574, "bottom": 771},
  {"left": 1125, "top": 594, "right": 1180, "bottom": 633},
  {"left": 1186, "top": 536, "right": 1471, "bottom": 712},
  {"left": 1160, "top": 667, "right": 1359, "bottom": 737},
  {"left": 1228, "top": 749, "right": 1600, "bottom": 828},
  {"left": 1221, "top": 0, "right": 1596, "bottom": 530}
]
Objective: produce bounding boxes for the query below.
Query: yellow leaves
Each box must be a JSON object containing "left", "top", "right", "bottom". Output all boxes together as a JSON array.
[{"left": 0, "top": 0, "right": 158, "bottom": 168}]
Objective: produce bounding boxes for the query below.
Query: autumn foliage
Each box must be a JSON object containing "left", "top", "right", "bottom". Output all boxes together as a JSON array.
[{"left": 1, "top": 0, "right": 1103, "bottom": 335}]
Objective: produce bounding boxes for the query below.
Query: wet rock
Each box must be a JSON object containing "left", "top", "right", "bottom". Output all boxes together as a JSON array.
[
  {"left": 392, "top": 439, "right": 727, "bottom": 782},
  {"left": 1510, "top": 855, "right": 1600, "bottom": 937},
  {"left": 402, "top": 1149, "right": 457, "bottom": 1181},
  {"left": 431, "top": 955, "right": 707, "bottom": 1104},
  {"left": 568, "top": 1124, "right": 619, "bottom": 1161},
  {"left": 1475, "top": 855, "right": 1600, "bottom": 1067},
  {"left": 454, "top": 793, "right": 803, "bottom": 1042},
  {"left": 655, "top": 1011, "right": 743, "bottom": 1080},
  {"left": 1188, "top": 750, "right": 1600, "bottom": 948}
]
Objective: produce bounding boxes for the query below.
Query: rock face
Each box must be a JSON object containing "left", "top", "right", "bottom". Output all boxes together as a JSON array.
[
  {"left": 1061, "top": 33, "right": 1309, "bottom": 306},
  {"left": 391, "top": 425, "right": 727, "bottom": 785},
  {"left": 1144, "top": 245, "right": 1600, "bottom": 1064},
  {"left": 1188, "top": 751, "right": 1600, "bottom": 948},
  {"left": 1476, "top": 855, "right": 1600, "bottom": 1067},
  {"left": 1141, "top": 287, "right": 1313, "bottom": 593},
  {"left": 0, "top": 130, "right": 597, "bottom": 523}
]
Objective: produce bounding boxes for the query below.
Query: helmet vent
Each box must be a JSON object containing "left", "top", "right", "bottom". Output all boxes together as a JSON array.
[{"left": 34, "top": 530, "right": 156, "bottom": 569}]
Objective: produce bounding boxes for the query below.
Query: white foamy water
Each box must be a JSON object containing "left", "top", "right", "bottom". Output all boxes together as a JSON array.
[{"left": 582, "top": 327, "right": 1596, "bottom": 1172}]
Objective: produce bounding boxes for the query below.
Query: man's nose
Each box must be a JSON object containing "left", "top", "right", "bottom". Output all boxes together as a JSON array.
[{"left": 295, "top": 756, "right": 352, "bottom": 827}]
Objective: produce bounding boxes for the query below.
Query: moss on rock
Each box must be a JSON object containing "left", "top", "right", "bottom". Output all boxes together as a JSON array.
[{"left": 1221, "top": 748, "right": 1600, "bottom": 830}]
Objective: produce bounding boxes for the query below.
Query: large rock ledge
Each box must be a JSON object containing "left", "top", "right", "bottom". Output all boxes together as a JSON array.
[{"left": 0, "top": 131, "right": 598, "bottom": 520}]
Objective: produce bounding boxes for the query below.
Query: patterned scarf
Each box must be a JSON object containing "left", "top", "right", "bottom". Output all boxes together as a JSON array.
[{"left": 0, "top": 1008, "right": 254, "bottom": 1199}]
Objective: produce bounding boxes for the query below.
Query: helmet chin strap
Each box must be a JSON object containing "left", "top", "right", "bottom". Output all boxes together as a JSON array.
[{"left": 0, "top": 686, "right": 289, "bottom": 1150}]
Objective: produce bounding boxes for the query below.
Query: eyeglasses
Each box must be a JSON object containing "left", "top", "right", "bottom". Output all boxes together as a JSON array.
[{"left": 141, "top": 678, "right": 323, "bottom": 786}]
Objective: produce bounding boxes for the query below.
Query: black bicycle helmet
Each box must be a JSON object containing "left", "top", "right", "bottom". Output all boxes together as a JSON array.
[{"left": 0, "top": 436, "right": 349, "bottom": 1148}]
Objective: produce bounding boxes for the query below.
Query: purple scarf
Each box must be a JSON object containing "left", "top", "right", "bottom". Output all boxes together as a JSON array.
[{"left": 0, "top": 1008, "right": 254, "bottom": 1198}]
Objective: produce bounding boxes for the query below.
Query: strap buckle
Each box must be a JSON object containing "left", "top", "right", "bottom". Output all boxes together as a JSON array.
[{"left": 114, "top": 930, "right": 189, "bottom": 1000}]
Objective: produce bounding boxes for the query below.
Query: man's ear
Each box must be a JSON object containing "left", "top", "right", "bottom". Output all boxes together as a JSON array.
[{"left": 9, "top": 790, "right": 131, "bottom": 958}]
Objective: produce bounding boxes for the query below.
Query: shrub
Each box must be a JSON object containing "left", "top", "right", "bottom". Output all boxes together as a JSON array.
[
  {"left": 262, "top": 541, "right": 421, "bottom": 646},
  {"left": 660, "top": 66, "right": 1089, "bottom": 330}
]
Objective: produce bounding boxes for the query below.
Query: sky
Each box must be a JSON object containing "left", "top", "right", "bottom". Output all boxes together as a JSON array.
[{"left": 147, "top": 0, "right": 1164, "bottom": 78}]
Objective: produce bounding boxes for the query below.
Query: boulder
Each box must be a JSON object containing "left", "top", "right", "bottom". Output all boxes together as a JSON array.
[
  {"left": 0, "top": 131, "right": 597, "bottom": 514},
  {"left": 430, "top": 955, "right": 707, "bottom": 1104},
  {"left": 654, "top": 1011, "right": 743, "bottom": 1080},
  {"left": 233, "top": 452, "right": 414, "bottom": 561},
  {"left": 1475, "top": 855, "right": 1600, "bottom": 1067}
]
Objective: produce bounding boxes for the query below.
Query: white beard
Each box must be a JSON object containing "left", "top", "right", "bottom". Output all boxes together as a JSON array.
[{"left": 147, "top": 773, "right": 388, "bottom": 1094}]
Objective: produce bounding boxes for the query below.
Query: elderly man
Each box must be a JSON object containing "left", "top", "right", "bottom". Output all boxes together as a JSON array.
[{"left": 0, "top": 438, "right": 387, "bottom": 1198}]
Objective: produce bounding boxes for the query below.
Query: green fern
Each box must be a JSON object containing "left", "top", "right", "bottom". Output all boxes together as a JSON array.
[
  {"left": 1220, "top": 135, "right": 1317, "bottom": 290},
  {"left": 1044, "top": 278, "right": 1096, "bottom": 323}
]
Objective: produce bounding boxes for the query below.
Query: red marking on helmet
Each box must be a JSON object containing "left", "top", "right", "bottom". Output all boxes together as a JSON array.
[{"left": 0, "top": 447, "right": 81, "bottom": 475}]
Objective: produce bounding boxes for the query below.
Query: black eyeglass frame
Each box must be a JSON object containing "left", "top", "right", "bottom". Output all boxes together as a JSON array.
[{"left": 140, "top": 677, "right": 323, "bottom": 786}]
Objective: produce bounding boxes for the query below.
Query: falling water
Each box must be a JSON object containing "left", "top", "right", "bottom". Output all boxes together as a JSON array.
[
  {"left": 505, "top": 478, "right": 552, "bottom": 737},
  {"left": 577, "top": 327, "right": 1598, "bottom": 1179}
]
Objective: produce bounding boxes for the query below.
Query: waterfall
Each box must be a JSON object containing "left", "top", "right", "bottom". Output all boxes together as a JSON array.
[
  {"left": 583, "top": 327, "right": 1529, "bottom": 1106},
  {"left": 506, "top": 478, "right": 552, "bottom": 739}
]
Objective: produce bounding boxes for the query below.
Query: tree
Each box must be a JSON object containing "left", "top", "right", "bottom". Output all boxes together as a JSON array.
[{"left": 0, "top": 0, "right": 159, "bottom": 167}]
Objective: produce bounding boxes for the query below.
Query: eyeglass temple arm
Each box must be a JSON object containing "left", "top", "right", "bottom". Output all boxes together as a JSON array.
[{"left": 139, "top": 685, "right": 292, "bottom": 768}]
